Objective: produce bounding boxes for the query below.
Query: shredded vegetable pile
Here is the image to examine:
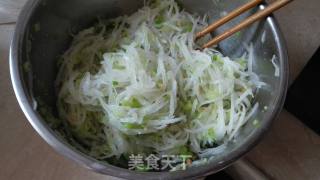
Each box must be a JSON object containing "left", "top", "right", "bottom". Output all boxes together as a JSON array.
[{"left": 56, "top": 0, "right": 263, "bottom": 169}]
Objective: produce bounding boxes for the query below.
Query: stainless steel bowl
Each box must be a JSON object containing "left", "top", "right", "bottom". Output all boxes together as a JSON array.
[{"left": 10, "top": 0, "right": 288, "bottom": 179}]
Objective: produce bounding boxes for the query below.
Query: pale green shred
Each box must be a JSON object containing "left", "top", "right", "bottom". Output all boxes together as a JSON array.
[
  {"left": 34, "top": 23, "right": 41, "bottom": 32},
  {"left": 253, "top": 119, "right": 260, "bottom": 127},
  {"left": 23, "top": 61, "right": 31, "bottom": 73},
  {"left": 55, "top": 0, "right": 263, "bottom": 170},
  {"left": 235, "top": 31, "right": 241, "bottom": 37}
]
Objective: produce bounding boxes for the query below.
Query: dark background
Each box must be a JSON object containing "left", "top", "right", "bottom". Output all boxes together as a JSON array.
[{"left": 285, "top": 47, "right": 320, "bottom": 134}]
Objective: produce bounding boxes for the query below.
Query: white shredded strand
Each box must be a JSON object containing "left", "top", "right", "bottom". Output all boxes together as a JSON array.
[{"left": 271, "top": 55, "right": 280, "bottom": 77}]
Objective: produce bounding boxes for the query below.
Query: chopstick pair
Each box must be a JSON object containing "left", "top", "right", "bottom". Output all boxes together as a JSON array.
[{"left": 196, "top": 0, "right": 293, "bottom": 49}]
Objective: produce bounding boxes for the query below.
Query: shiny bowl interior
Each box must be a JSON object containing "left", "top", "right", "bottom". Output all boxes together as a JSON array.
[{"left": 10, "top": 0, "right": 288, "bottom": 179}]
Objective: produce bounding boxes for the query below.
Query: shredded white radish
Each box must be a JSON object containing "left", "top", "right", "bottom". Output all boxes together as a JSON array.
[
  {"left": 56, "top": 0, "right": 266, "bottom": 169},
  {"left": 271, "top": 55, "right": 280, "bottom": 77}
]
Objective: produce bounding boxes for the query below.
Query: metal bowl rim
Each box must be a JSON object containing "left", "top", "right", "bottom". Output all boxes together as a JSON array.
[{"left": 9, "top": 0, "right": 289, "bottom": 179}]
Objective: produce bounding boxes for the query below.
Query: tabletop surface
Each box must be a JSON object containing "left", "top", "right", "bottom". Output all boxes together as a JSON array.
[{"left": 1, "top": 0, "right": 320, "bottom": 180}]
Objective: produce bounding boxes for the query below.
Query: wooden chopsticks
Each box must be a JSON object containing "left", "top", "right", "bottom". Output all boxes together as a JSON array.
[{"left": 196, "top": 0, "right": 293, "bottom": 49}]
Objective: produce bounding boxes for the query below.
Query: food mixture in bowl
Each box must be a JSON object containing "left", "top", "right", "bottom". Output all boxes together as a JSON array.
[{"left": 55, "top": 0, "right": 264, "bottom": 171}]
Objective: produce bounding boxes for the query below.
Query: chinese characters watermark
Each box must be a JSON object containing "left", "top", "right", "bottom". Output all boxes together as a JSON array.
[{"left": 128, "top": 154, "right": 192, "bottom": 171}]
